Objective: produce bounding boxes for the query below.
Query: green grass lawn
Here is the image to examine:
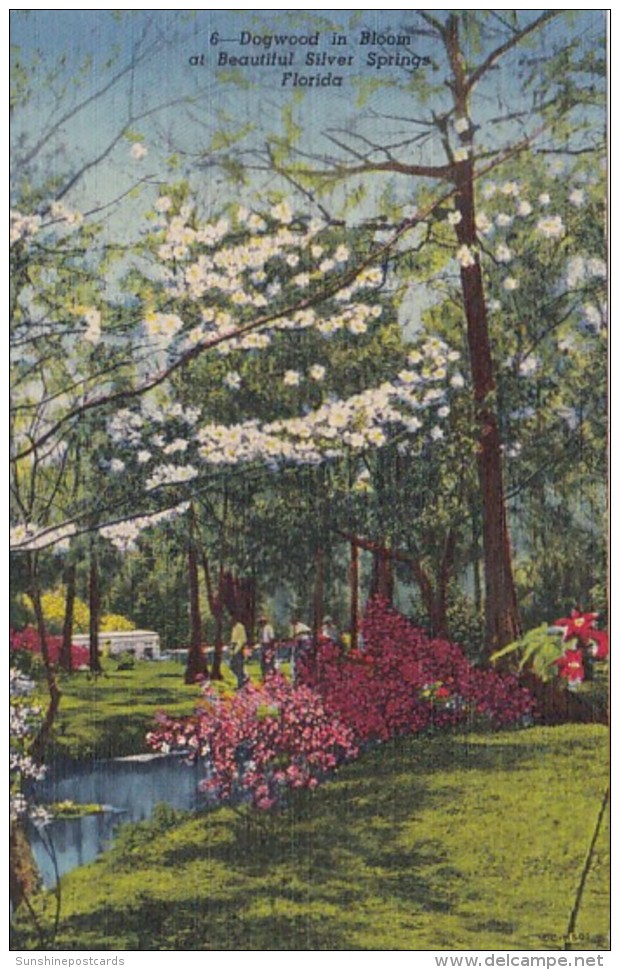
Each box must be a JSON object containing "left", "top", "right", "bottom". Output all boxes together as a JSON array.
[
  {"left": 39, "top": 658, "right": 267, "bottom": 762},
  {"left": 13, "top": 724, "right": 609, "bottom": 951}
]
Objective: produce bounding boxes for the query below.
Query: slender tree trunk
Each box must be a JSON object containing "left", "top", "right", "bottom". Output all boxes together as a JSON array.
[
  {"left": 59, "top": 561, "right": 76, "bottom": 673},
  {"left": 213, "top": 576, "right": 224, "bottom": 681},
  {"left": 370, "top": 544, "right": 394, "bottom": 604},
  {"left": 202, "top": 550, "right": 224, "bottom": 680},
  {"left": 185, "top": 509, "right": 207, "bottom": 684},
  {"left": 28, "top": 554, "right": 61, "bottom": 765},
  {"left": 472, "top": 502, "right": 483, "bottom": 615},
  {"left": 350, "top": 539, "right": 359, "bottom": 652},
  {"left": 10, "top": 819, "right": 40, "bottom": 911},
  {"left": 88, "top": 542, "right": 102, "bottom": 674},
  {"left": 312, "top": 545, "right": 324, "bottom": 647},
  {"left": 248, "top": 568, "right": 257, "bottom": 643},
  {"left": 434, "top": 529, "right": 456, "bottom": 638},
  {"left": 410, "top": 557, "right": 436, "bottom": 630},
  {"left": 445, "top": 16, "right": 520, "bottom": 652}
]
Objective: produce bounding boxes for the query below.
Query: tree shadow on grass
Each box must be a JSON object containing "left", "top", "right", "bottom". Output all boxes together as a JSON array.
[{"left": 20, "top": 728, "right": 581, "bottom": 950}]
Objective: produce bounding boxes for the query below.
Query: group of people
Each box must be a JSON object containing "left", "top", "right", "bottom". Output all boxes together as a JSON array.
[{"left": 227, "top": 614, "right": 340, "bottom": 689}]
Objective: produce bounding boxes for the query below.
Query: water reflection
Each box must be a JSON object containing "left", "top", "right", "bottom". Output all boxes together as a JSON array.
[{"left": 31, "top": 755, "right": 204, "bottom": 887}]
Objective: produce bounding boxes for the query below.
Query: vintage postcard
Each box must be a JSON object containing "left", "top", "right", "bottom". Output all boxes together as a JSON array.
[{"left": 10, "top": 8, "right": 609, "bottom": 955}]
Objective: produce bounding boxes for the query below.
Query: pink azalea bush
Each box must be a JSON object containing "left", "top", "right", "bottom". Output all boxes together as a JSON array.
[
  {"left": 147, "top": 674, "right": 358, "bottom": 809},
  {"left": 148, "top": 600, "right": 534, "bottom": 811},
  {"left": 10, "top": 626, "right": 90, "bottom": 667},
  {"left": 297, "top": 598, "right": 535, "bottom": 742}
]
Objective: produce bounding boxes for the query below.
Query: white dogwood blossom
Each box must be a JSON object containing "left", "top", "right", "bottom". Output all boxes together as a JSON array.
[
  {"left": 536, "top": 215, "right": 565, "bottom": 239},
  {"left": 100, "top": 502, "right": 190, "bottom": 552}
]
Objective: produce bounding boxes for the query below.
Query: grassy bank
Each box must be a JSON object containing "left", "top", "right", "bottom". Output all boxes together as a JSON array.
[
  {"left": 13, "top": 724, "right": 609, "bottom": 951},
  {"left": 37, "top": 660, "right": 210, "bottom": 762}
]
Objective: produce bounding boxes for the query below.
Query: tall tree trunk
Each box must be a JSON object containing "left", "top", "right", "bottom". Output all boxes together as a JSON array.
[
  {"left": 446, "top": 15, "right": 521, "bottom": 652},
  {"left": 370, "top": 544, "right": 394, "bottom": 604},
  {"left": 312, "top": 545, "right": 324, "bottom": 647},
  {"left": 202, "top": 550, "right": 224, "bottom": 681},
  {"left": 212, "top": 572, "right": 224, "bottom": 681},
  {"left": 28, "top": 554, "right": 61, "bottom": 764},
  {"left": 10, "top": 819, "right": 40, "bottom": 912},
  {"left": 248, "top": 567, "right": 257, "bottom": 643},
  {"left": 59, "top": 561, "right": 76, "bottom": 673},
  {"left": 350, "top": 539, "right": 359, "bottom": 652},
  {"left": 434, "top": 529, "right": 456, "bottom": 638},
  {"left": 185, "top": 509, "right": 207, "bottom": 684},
  {"left": 88, "top": 541, "right": 102, "bottom": 674},
  {"left": 410, "top": 558, "right": 436, "bottom": 630},
  {"left": 472, "top": 501, "right": 483, "bottom": 615}
]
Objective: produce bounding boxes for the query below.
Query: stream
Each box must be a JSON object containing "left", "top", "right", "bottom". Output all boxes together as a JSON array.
[{"left": 30, "top": 754, "right": 204, "bottom": 888}]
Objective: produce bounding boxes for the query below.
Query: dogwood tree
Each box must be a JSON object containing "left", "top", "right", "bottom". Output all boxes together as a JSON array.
[{"left": 202, "top": 10, "right": 606, "bottom": 651}]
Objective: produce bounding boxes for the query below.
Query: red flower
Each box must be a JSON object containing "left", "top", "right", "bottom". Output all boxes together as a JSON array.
[
  {"left": 553, "top": 610, "right": 599, "bottom": 645},
  {"left": 590, "top": 630, "right": 609, "bottom": 660},
  {"left": 553, "top": 648, "right": 585, "bottom": 683}
]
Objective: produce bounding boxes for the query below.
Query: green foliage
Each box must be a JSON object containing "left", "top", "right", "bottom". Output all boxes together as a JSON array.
[
  {"left": 208, "top": 122, "right": 257, "bottom": 153},
  {"left": 445, "top": 591, "right": 484, "bottom": 660},
  {"left": 490, "top": 625, "right": 564, "bottom": 681},
  {"left": 50, "top": 801, "right": 104, "bottom": 819}
]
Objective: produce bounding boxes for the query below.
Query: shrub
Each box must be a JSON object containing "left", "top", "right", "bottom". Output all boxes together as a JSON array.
[
  {"left": 147, "top": 674, "right": 358, "bottom": 809},
  {"left": 147, "top": 600, "right": 534, "bottom": 812},
  {"left": 297, "top": 598, "right": 535, "bottom": 742},
  {"left": 9, "top": 626, "right": 89, "bottom": 667},
  {"left": 101, "top": 613, "right": 136, "bottom": 633}
]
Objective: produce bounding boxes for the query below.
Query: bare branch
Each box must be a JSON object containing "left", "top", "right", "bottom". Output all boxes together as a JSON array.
[{"left": 467, "top": 11, "right": 561, "bottom": 91}]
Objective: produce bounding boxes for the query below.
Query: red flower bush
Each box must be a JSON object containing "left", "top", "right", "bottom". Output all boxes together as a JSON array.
[
  {"left": 147, "top": 673, "right": 358, "bottom": 809},
  {"left": 147, "top": 600, "right": 534, "bottom": 811},
  {"left": 9, "top": 626, "right": 89, "bottom": 667},
  {"left": 297, "top": 598, "right": 535, "bottom": 742}
]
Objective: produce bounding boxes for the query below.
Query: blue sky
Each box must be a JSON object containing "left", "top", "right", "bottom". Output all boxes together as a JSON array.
[
  {"left": 10, "top": 9, "right": 606, "bottom": 336},
  {"left": 11, "top": 9, "right": 606, "bottom": 207}
]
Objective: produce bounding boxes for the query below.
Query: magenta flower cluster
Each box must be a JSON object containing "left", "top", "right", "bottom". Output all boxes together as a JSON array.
[
  {"left": 297, "top": 598, "right": 536, "bottom": 742},
  {"left": 147, "top": 674, "right": 358, "bottom": 810},
  {"left": 10, "top": 626, "right": 90, "bottom": 667},
  {"left": 147, "top": 600, "right": 534, "bottom": 810}
]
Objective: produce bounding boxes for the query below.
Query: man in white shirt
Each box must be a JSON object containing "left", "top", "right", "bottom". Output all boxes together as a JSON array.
[{"left": 258, "top": 614, "right": 276, "bottom": 680}]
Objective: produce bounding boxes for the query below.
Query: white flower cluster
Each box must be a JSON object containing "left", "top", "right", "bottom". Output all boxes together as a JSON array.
[
  {"left": 130, "top": 142, "right": 148, "bottom": 161},
  {"left": 99, "top": 501, "right": 190, "bottom": 552},
  {"left": 146, "top": 205, "right": 385, "bottom": 358},
  {"left": 10, "top": 521, "right": 77, "bottom": 552},
  {"left": 474, "top": 178, "right": 596, "bottom": 296},
  {"left": 10, "top": 667, "right": 37, "bottom": 701},
  {"left": 536, "top": 215, "right": 565, "bottom": 239},
  {"left": 582, "top": 303, "right": 607, "bottom": 330},
  {"left": 192, "top": 339, "right": 457, "bottom": 469},
  {"left": 144, "top": 464, "right": 199, "bottom": 492},
  {"left": 10, "top": 209, "right": 42, "bottom": 245},
  {"left": 10, "top": 668, "right": 49, "bottom": 823},
  {"left": 49, "top": 201, "right": 84, "bottom": 227},
  {"left": 566, "top": 255, "right": 607, "bottom": 289},
  {"left": 144, "top": 311, "right": 185, "bottom": 346},
  {"left": 108, "top": 408, "right": 145, "bottom": 445},
  {"left": 456, "top": 245, "right": 476, "bottom": 268}
]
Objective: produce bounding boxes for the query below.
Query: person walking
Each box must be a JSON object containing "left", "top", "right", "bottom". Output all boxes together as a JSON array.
[
  {"left": 320, "top": 615, "right": 339, "bottom": 644},
  {"left": 290, "top": 616, "right": 311, "bottom": 684},
  {"left": 230, "top": 616, "right": 249, "bottom": 690},
  {"left": 258, "top": 614, "right": 276, "bottom": 681}
]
